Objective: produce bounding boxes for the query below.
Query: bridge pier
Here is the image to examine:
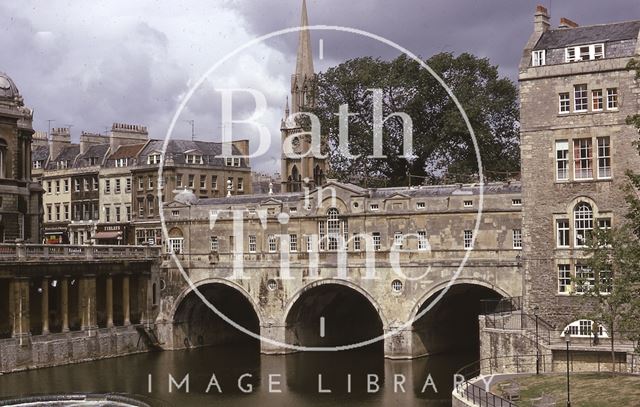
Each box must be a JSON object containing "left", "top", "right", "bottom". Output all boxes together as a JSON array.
[
  {"left": 122, "top": 274, "right": 131, "bottom": 326},
  {"left": 260, "top": 324, "right": 290, "bottom": 354}
]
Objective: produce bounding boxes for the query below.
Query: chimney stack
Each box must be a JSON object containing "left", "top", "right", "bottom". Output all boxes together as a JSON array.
[
  {"left": 110, "top": 122, "right": 149, "bottom": 150},
  {"left": 49, "top": 127, "right": 71, "bottom": 161},
  {"left": 80, "top": 132, "right": 106, "bottom": 154},
  {"left": 559, "top": 17, "right": 579, "bottom": 29},
  {"left": 534, "top": 5, "right": 550, "bottom": 33}
]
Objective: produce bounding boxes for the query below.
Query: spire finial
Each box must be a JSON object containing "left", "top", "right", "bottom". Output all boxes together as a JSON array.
[
  {"left": 295, "top": 0, "right": 314, "bottom": 81},
  {"left": 285, "top": 96, "right": 290, "bottom": 116}
]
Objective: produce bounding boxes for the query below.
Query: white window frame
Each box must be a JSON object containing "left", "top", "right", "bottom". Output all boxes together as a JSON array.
[
  {"left": 416, "top": 202, "right": 426, "bottom": 210},
  {"left": 394, "top": 232, "right": 403, "bottom": 249},
  {"left": 512, "top": 229, "right": 522, "bottom": 249},
  {"left": 167, "top": 238, "right": 184, "bottom": 254},
  {"left": 463, "top": 200, "right": 473, "bottom": 208},
  {"left": 559, "top": 92, "right": 571, "bottom": 114},
  {"left": 248, "top": 235, "right": 256, "bottom": 253},
  {"left": 372, "top": 232, "right": 381, "bottom": 251},
  {"left": 556, "top": 219, "right": 570, "bottom": 248},
  {"left": 558, "top": 264, "right": 571, "bottom": 294},
  {"left": 555, "top": 140, "right": 569, "bottom": 181},
  {"left": 531, "top": 50, "right": 546, "bottom": 66},
  {"left": 268, "top": 234, "right": 277, "bottom": 253},
  {"left": 289, "top": 234, "right": 298, "bottom": 252},
  {"left": 574, "top": 84, "right": 588, "bottom": 112},
  {"left": 418, "top": 231, "right": 428, "bottom": 251},
  {"left": 606, "top": 88, "right": 618, "bottom": 110},
  {"left": 464, "top": 230, "right": 473, "bottom": 250},
  {"left": 565, "top": 44, "right": 605, "bottom": 62},
  {"left": 597, "top": 137, "right": 611, "bottom": 179},
  {"left": 370, "top": 203, "right": 379, "bottom": 211},
  {"left": 574, "top": 203, "right": 593, "bottom": 247}
]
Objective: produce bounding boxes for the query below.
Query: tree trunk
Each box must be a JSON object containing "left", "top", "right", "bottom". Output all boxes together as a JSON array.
[{"left": 610, "top": 329, "right": 616, "bottom": 373}]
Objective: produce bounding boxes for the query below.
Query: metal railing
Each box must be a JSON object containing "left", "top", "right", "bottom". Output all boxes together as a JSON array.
[
  {"left": 485, "top": 311, "right": 554, "bottom": 345},
  {"left": 455, "top": 353, "right": 551, "bottom": 407},
  {"left": 481, "top": 297, "right": 522, "bottom": 315},
  {"left": 0, "top": 243, "right": 160, "bottom": 261}
]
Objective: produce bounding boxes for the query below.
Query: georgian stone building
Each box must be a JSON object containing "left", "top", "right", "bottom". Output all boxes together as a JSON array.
[
  {"left": 0, "top": 72, "right": 41, "bottom": 242},
  {"left": 520, "top": 6, "right": 640, "bottom": 323},
  {"left": 130, "top": 139, "right": 252, "bottom": 245}
]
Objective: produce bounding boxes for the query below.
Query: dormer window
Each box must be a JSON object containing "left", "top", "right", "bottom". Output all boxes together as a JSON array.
[
  {"left": 185, "top": 154, "right": 203, "bottom": 164},
  {"left": 147, "top": 153, "right": 162, "bottom": 165},
  {"left": 115, "top": 158, "right": 128, "bottom": 168},
  {"left": 225, "top": 157, "right": 241, "bottom": 167},
  {"left": 89, "top": 157, "right": 99, "bottom": 166},
  {"left": 532, "top": 50, "right": 546, "bottom": 66},
  {"left": 565, "top": 43, "right": 605, "bottom": 63},
  {"left": 33, "top": 160, "right": 43, "bottom": 169}
]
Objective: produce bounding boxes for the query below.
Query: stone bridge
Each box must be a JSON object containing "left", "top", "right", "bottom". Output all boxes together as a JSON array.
[{"left": 155, "top": 181, "right": 524, "bottom": 359}]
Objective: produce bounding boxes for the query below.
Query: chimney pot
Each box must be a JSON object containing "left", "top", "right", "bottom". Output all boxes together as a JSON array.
[{"left": 559, "top": 17, "right": 579, "bottom": 29}]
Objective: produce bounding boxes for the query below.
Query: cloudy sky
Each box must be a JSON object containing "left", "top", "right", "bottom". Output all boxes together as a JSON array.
[{"left": 2, "top": 0, "right": 639, "bottom": 172}]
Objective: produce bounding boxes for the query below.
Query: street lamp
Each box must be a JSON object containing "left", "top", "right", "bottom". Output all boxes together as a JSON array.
[
  {"left": 565, "top": 331, "right": 572, "bottom": 407},
  {"left": 534, "top": 305, "right": 540, "bottom": 375}
]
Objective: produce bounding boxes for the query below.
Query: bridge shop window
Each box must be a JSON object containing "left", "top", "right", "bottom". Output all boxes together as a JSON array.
[
  {"left": 210, "top": 236, "right": 219, "bottom": 252},
  {"left": 248, "top": 235, "right": 256, "bottom": 253},
  {"left": 166, "top": 228, "right": 184, "bottom": 254},
  {"left": 512, "top": 229, "right": 522, "bottom": 249},
  {"left": 319, "top": 208, "right": 348, "bottom": 251},
  {"left": 268, "top": 234, "right": 277, "bottom": 253}
]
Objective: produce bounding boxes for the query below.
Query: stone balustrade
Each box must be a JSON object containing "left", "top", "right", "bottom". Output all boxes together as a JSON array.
[{"left": 0, "top": 244, "right": 160, "bottom": 262}]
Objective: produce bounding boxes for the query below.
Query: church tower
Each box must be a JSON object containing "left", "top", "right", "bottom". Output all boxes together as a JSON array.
[{"left": 281, "top": 0, "right": 327, "bottom": 193}]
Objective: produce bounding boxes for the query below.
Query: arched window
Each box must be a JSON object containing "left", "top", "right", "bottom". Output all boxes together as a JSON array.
[
  {"left": 0, "top": 138, "right": 7, "bottom": 178},
  {"left": 167, "top": 227, "right": 184, "bottom": 254},
  {"left": 574, "top": 202, "right": 593, "bottom": 247},
  {"left": 561, "top": 320, "right": 609, "bottom": 338},
  {"left": 291, "top": 165, "right": 300, "bottom": 192},
  {"left": 318, "top": 208, "right": 348, "bottom": 251}
]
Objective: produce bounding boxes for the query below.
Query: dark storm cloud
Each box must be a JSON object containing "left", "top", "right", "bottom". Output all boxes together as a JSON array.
[
  {"left": 2, "top": 0, "right": 639, "bottom": 172},
  {"left": 228, "top": 0, "right": 640, "bottom": 79}
]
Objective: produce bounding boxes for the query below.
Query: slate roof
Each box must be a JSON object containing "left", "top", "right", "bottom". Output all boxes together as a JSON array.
[
  {"left": 32, "top": 145, "right": 49, "bottom": 162},
  {"left": 191, "top": 181, "right": 521, "bottom": 207},
  {"left": 74, "top": 144, "right": 110, "bottom": 168},
  {"left": 138, "top": 139, "right": 249, "bottom": 168},
  {"left": 197, "top": 192, "right": 301, "bottom": 206},
  {"left": 47, "top": 145, "right": 80, "bottom": 169},
  {"left": 109, "top": 143, "right": 146, "bottom": 160},
  {"left": 534, "top": 20, "right": 640, "bottom": 50}
]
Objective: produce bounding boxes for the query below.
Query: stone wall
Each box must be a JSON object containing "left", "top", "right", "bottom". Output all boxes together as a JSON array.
[{"left": 0, "top": 327, "right": 153, "bottom": 373}]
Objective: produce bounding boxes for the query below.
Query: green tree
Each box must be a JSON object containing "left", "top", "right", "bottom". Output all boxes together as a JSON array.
[
  {"left": 310, "top": 53, "right": 520, "bottom": 186},
  {"left": 580, "top": 225, "right": 640, "bottom": 371}
]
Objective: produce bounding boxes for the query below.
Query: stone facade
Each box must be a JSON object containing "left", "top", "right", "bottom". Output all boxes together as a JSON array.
[
  {"left": 157, "top": 180, "right": 524, "bottom": 358},
  {"left": 520, "top": 7, "right": 640, "bottom": 324},
  {"left": 0, "top": 72, "right": 42, "bottom": 243}
]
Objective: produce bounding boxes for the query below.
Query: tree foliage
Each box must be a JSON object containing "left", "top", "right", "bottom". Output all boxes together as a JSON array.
[{"left": 310, "top": 53, "right": 520, "bottom": 186}]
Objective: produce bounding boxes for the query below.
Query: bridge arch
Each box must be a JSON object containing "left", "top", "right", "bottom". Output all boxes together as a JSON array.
[
  {"left": 171, "top": 278, "right": 263, "bottom": 349},
  {"left": 283, "top": 279, "right": 387, "bottom": 349},
  {"left": 410, "top": 279, "right": 507, "bottom": 357}
]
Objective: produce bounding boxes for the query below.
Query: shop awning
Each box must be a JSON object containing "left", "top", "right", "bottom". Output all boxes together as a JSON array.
[{"left": 93, "top": 231, "right": 122, "bottom": 240}]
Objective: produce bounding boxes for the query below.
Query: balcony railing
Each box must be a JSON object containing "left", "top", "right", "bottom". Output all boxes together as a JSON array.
[{"left": 0, "top": 243, "right": 160, "bottom": 262}]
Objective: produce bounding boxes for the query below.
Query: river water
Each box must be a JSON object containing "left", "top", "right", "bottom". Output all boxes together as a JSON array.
[{"left": 0, "top": 346, "right": 473, "bottom": 406}]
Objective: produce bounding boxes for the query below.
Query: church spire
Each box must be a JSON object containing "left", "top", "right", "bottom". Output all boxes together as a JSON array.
[{"left": 295, "top": 0, "right": 314, "bottom": 81}]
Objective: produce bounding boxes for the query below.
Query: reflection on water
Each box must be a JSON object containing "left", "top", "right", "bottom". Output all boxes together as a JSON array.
[{"left": 0, "top": 345, "right": 473, "bottom": 406}]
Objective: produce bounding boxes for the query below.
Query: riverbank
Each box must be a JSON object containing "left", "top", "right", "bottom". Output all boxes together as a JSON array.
[{"left": 491, "top": 372, "right": 640, "bottom": 406}]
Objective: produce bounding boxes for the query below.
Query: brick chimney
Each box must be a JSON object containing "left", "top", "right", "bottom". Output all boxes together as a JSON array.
[
  {"left": 559, "top": 17, "right": 579, "bottom": 29},
  {"left": 31, "top": 131, "right": 48, "bottom": 147},
  {"left": 110, "top": 122, "right": 149, "bottom": 150},
  {"left": 80, "top": 132, "right": 106, "bottom": 154},
  {"left": 534, "top": 5, "right": 550, "bottom": 33},
  {"left": 49, "top": 128, "right": 71, "bottom": 161},
  {"left": 227, "top": 139, "right": 250, "bottom": 166}
]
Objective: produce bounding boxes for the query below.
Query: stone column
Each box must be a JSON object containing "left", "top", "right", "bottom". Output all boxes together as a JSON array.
[
  {"left": 139, "top": 275, "right": 149, "bottom": 325},
  {"left": 80, "top": 276, "right": 97, "bottom": 331},
  {"left": 9, "top": 278, "right": 30, "bottom": 339},
  {"left": 106, "top": 275, "right": 114, "bottom": 328},
  {"left": 123, "top": 274, "right": 131, "bottom": 326},
  {"left": 61, "top": 277, "right": 69, "bottom": 332},
  {"left": 41, "top": 278, "right": 49, "bottom": 335}
]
